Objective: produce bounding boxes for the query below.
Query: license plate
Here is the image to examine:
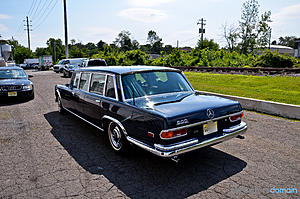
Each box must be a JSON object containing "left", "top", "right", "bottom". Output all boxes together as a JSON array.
[
  {"left": 8, "top": 92, "right": 17, "bottom": 97},
  {"left": 203, "top": 121, "right": 218, "bottom": 135}
]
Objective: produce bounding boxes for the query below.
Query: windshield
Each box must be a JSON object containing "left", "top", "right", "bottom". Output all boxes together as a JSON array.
[
  {"left": 122, "top": 71, "right": 193, "bottom": 99},
  {"left": 0, "top": 69, "right": 27, "bottom": 79}
]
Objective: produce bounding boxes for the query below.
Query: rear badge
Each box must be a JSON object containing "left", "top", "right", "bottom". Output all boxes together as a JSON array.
[
  {"left": 176, "top": 119, "right": 189, "bottom": 126},
  {"left": 207, "top": 109, "right": 214, "bottom": 119}
]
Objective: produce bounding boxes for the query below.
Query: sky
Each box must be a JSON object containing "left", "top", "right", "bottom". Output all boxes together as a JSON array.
[{"left": 0, "top": 0, "right": 299, "bottom": 51}]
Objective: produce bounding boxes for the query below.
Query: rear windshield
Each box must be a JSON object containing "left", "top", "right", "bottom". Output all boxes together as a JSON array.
[
  {"left": 122, "top": 71, "right": 193, "bottom": 99},
  {"left": 87, "top": 60, "right": 107, "bottom": 66}
]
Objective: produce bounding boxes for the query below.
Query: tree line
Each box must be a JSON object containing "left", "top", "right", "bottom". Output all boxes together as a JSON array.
[{"left": 5, "top": 0, "right": 299, "bottom": 67}]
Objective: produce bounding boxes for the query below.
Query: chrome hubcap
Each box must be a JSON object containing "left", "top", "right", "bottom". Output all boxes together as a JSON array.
[{"left": 109, "top": 124, "right": 122, "bottom": 150}]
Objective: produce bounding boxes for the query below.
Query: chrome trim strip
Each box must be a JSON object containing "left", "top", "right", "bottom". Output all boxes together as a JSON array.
[
  {"left": 63, "top": 107, "right": 104, "bottom": 132},
  {"left": 154, "top": 138, "right": 198, "bottom": 152},
  {"left": 126, "top": 122, "right": 247, "bottom": 157},
  {"left": 223, "top": 121, "right": 246, "bottom": 133},
  {"left": 101, "top": 115, "right": 128, "bottom": 136},
  {"left": 160, "top": 111, "right": 244, "bottom": 133}
]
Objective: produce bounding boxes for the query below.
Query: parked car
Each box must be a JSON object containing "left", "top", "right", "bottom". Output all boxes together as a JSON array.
[
  {"left": 62, "top": 58, "right": 107, "bottom": 78},
  {"left": 55, "top": 66, "right": 247, "bottom": 159},
  {"left": 0, "top": 66, "right": 34, "bottom": 100},
  {"left": 54, "top": 58, "right": 86, "bottom": 73}
]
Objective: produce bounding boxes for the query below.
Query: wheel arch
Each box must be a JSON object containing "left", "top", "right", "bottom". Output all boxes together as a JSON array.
[{"left": 101, "top": 115, "right": 128, "bottom": 137}]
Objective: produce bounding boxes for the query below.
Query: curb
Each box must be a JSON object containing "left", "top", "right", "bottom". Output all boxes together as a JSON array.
[{"left": 197, "top": 91, "right": 300, "bottom": 120}]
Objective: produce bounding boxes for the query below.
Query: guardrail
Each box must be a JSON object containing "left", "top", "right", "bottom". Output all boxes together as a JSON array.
[{"left": 172, "top": 66, "right": 300, "bottom": 75}]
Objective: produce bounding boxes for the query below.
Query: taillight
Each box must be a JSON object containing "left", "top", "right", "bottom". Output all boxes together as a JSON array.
[
  {"left": 160, "top": 128, "right": 188, "bottom": 139},
  {"left": 229, "top": 112, "right": 244, "bottom": 122}
]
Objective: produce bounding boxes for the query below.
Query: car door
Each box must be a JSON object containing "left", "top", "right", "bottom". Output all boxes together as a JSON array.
[
  {"left": 83, "top": 72, "right": 106, "bottom": 126},
  {"left": 76, "top": 72, "right": 91, "bottom": 117},
  {"left": 60, "top": 72, "right": 81, "bottom": 113}
]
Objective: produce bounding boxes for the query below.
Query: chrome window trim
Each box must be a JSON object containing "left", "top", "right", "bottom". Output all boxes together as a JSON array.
[
  {"left": 160, "top": 111, "right": 244, "bottom": 134},
  {"left": 87, "top": 72, "right": 118, "bottom": 101},
  {"left": 104, "top": 74, "right": 118, "bottom": 101}
]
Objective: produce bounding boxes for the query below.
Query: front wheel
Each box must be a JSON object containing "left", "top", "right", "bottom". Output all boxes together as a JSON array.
[{"left": 107, "top": 122, "right": 128, "bottom": 153}]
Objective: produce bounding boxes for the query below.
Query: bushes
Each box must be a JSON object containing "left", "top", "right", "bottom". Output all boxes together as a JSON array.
[
  {"left": 253, "top": 50, "right": 295, "bottom": 68},
  {"left": 92, "top": 45, "right": 298, "bottom": 68}
]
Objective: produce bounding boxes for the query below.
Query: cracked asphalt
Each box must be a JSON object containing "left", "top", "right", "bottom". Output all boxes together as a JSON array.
[{"left": 0, "top": 70, "right": 299, "bottom": 199}]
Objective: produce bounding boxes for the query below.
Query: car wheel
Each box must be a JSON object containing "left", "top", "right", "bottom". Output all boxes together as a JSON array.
[
  {"left": 108, "top": 122, "right": 128, "bottom": 153},
  {"left": 63, "top": 70, "right": 66, "bottom": 77},
  {"left": 58, "top": 98, "right": 66, "bottom": 114}
]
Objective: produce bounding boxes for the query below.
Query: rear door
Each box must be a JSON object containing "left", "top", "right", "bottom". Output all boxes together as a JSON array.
[{"left": 83, "top": 72, "right": 107, "bottom": 126}]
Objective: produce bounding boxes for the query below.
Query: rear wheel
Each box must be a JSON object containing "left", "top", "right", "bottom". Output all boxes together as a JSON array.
[{"left": 107, "top": 122, "right": 128, "bottom": 153}]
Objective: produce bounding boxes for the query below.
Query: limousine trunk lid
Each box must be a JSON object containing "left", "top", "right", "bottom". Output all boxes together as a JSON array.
[{"left": 132, "top": 92, "right": 242, "bottom": 128}]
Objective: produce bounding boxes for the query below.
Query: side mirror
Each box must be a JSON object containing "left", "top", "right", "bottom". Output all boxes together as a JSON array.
[
  {"left": 28, "top": 75, "right": 33, "bottom": 79},
  {"left": 65, "top": 83, "right": 70, "bottom": 88}
]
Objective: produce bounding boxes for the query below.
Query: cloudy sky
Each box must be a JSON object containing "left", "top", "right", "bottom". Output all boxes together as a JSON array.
[{"left": 0, "top": 0, "right": 299, "bottom": 51}]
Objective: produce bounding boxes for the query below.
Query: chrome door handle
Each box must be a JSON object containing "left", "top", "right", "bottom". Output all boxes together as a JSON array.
[{"left": 95, "top": 99, "right": 100, "bottom": 103}]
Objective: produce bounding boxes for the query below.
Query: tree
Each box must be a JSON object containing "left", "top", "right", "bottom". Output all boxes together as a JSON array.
[
  {"left": 223, "top": 23, "right": 239, "bottom": 52},
  {"left": 14, "top": 46, "right": 34, "bottom": 64},
  {"left": 113, "top": 31, "right": 134, "bottom": 51},
  {"left": 46, "top": 38, "right": 65, "bottom": 61},
  {"left": 97, "top": 40, "right": 106, "bottom": 51},
  {"left": 239, "top": 0, "right": 271, "bottom": 54},
  {"left": 239, "top": 0, "right": 259, "bottom": 54},
  {"left": 278, "top": 36, "right": 297, "bottom": 48},
  {"left": 147, "top": 30, "right": 163, "bottom": 53},
  {"left": 196, "top": 38, "right": 219, "bottom": 50}
]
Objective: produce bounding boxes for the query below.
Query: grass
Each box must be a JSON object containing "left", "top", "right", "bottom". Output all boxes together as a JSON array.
[{"left": 184, "top": 72, "right": 300, "bottom": 105}]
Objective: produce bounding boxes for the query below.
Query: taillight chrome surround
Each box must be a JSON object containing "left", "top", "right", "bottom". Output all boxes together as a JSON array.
[
  {"left": 160, "top": 128, "right": 188, "bottom": 140},
  {"left": 229, "top": 112, "right": 244, "bottom": 122}
]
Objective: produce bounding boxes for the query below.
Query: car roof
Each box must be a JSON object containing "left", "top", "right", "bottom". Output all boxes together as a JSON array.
[
  {"left": 78, "top": 66, "right": 180, "bottom": 75},
  {"left": 0, "top": 66, "right": 23, "bottom": 70}
]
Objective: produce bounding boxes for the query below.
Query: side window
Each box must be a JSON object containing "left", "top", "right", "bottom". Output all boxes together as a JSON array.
[
  {"left": 71, "top": 72, "right": 81, "bottom": 88},
  {"left": 90, "top": 73, "right": 106, "bottom": 95},
  {"left": 105, "top": 75, "right": 116, "bottom": 99},
  {"left": 78, "top": 73, "right": 90, "bottom": 91}
]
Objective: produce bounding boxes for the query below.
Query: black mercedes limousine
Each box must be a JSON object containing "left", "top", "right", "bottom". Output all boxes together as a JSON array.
[{"left": 55, "top": 66, "right": 247, "bottom": 158}]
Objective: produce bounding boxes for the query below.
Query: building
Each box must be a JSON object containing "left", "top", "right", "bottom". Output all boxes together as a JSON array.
[
  {"left": 269, "top": 45, "right": 294, "bottom": 57},
  {"left": 294, "top": 40, "right": 300, "bottom": 58}
]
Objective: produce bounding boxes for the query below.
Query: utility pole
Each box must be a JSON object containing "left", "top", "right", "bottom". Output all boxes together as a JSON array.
[
  {"left": 63, "top": 0, "right": 69, "bottom": 59},
  {"left": 24, "top": 16, "right": 32, "bottom": 50},
  {"left": 53, "top": 41, "right": 56, "bottom": 62},
  {"left": 177, "top": 40, "right": 179, "bottom": 48},
  {"left": 197, "top": 18, "right": 206, "bottom": 48}
]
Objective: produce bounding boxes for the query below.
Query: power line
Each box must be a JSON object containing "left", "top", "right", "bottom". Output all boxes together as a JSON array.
[
  {"left": 32, "top": 0, "right": 51, "bottom": 22},
  {"left": 31, "top": 0, "right": 42, "bottom": 19},
  {"left": 33, "top": 0, "right": 59, "bottom": 31},
  {"left": 33, "top": 0, "right": 55, "bottom": 26},
  {"left": 27, "top": 0, "right": 37, "bottom": 17}
]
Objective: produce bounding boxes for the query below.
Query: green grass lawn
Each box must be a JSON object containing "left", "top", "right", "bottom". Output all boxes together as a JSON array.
[{"left": 184, "top": 72, "right": 300, "bottom": 105}]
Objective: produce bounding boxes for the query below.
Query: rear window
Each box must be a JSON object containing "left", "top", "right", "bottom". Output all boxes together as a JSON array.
[{"left": 87, "top": 60, "right": 107, "bottom": 66}]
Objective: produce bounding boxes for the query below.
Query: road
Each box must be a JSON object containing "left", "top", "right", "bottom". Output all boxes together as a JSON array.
[{"left": 0, "top": 70, "right": 299, "bottom": 199}]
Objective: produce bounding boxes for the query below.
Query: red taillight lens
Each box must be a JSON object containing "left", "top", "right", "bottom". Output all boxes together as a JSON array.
[
  {"left": 161, "top": 128, "right": 188, "bottom": 139},
  {"left": 230, "top": 112, "right": 244, "bottom": 122}
]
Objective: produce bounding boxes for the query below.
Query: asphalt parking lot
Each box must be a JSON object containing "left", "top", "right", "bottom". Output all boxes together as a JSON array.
[{"left": 0, "top": 70, "right": 299, "bottom": 199}]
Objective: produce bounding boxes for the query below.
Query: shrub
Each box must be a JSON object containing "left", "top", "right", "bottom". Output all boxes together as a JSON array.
[{"left": 254, "top": 50, "right": 294, "bottom": 68}]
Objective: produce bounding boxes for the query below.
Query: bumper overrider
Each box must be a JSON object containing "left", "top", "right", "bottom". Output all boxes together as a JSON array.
[{"left": 126, "top": 121, "right": 247, "bottom": 157}]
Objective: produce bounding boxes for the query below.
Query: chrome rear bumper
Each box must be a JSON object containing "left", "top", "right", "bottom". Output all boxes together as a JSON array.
[{"left": 126, "top": 121, "right": 247, "bottom": 158}]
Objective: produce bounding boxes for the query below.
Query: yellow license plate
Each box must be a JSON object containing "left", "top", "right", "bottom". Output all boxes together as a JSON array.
[
  {"left": 203, "top": 121, "right": 218, "bottom": 135},
  {"left": 8, "top": 92, "right": 17, "bottom": 97}
]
